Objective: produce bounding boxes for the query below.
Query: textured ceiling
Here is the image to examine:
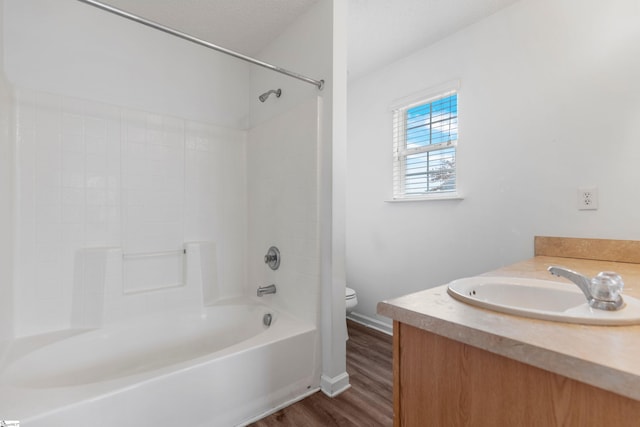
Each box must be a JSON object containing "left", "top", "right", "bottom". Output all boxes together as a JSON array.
[{"left": 92, "top": 0, "right": 521, "bottom": 80}]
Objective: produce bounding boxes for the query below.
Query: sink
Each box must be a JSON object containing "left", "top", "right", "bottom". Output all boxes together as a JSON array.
[{"left": 447, "top": 276, "right": 640, "bottom": 325}]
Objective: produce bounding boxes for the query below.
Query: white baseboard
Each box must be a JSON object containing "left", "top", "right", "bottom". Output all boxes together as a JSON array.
[
  {"left": 320, "top": 372, "right": 351, "bottom": 397},
  {"left": 347, "top": 312, "right": 393, "bottom": 336}
]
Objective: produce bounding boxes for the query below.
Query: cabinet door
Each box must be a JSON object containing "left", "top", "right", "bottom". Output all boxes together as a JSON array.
[{"left": 395, "top": 322, "right": 640, "bottom": 426}]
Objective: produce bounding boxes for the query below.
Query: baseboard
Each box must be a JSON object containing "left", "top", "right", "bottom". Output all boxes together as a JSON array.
[
  {"left": 320, "top": 372, "right": 351, "bottom": 397},
  {"left": 347, "top": 312, "right": 393, "bottom": 336}
]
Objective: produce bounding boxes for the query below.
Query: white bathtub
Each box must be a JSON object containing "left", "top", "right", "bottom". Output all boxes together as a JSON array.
[{"left": 0, "top": 301, "right": 319, "bottom": 426}]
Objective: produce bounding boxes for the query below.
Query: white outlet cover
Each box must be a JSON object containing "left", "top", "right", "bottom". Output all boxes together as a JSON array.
[{"left": 577, "top": 187, "right": 598, "bottom": 210}]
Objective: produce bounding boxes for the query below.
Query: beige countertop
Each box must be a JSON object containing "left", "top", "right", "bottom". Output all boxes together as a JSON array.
[{"left": 377, "top": 255, "right": 640, "bottom": 401}]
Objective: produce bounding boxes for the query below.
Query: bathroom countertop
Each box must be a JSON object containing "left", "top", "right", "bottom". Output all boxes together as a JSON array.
[{"left": 377, "top": 255, "right": 640, "bottom": 401}]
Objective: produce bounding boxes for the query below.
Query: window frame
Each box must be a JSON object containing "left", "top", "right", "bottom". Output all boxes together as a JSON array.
[{"left": 390, "top": 82, "right": 461, "bottom": 202}]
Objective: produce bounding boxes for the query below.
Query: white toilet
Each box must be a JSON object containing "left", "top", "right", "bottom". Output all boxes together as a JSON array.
[
  {"left": 346, "top": 287, "right": 358, "bottom": 315},
  {"left": 345, "top": 287, "right": 358, "bottom": 340}
]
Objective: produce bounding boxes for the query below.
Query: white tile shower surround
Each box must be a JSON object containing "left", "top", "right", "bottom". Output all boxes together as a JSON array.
[
  {"left": 247, "top": 97, "right": 321, "bottom": 326},
  {"left": 6, "top": 87, "right": 323, "bottom": 425},
  {"left": 13, "top": 87, "right": 248, "bottom": 337}
]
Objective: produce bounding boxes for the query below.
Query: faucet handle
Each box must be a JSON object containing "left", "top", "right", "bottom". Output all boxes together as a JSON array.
[
  {"left": 264, "top": 246, "right": 280, "bottom": 270},
  {"left": 591, "top": 271, "right": 624, "bottom": 301}
]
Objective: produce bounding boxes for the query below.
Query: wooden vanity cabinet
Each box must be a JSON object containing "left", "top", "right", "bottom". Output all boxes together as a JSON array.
[{"left": 393, "top": 321, "right": 640, "bottom": 427}]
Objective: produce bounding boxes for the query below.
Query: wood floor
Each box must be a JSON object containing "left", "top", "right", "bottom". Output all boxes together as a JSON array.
[{"left": 249, "top": 320, "right": 394, "bottom": 427}]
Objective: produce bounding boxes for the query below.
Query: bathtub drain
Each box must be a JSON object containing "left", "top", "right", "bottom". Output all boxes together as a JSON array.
[{"left": 263, "top": 313, "right": 273, "bottom": 327}]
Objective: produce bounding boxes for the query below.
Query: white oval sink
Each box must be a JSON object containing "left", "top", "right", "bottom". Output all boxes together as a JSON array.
[{"left": 447, "top": 276, "right": 640, "bottom": 325}]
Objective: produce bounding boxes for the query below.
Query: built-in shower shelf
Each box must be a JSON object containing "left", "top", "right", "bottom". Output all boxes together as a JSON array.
[
  {"left": 123, "top": 248, "right": 186, "bottom": 294},
  {"left": 122, "top": 249, "right": 186, "bottom": 259}
]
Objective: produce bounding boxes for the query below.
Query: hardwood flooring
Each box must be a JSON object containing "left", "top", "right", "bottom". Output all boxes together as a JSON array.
[{"left": 249, "top": 320, "right": 393, "bottom": 427}]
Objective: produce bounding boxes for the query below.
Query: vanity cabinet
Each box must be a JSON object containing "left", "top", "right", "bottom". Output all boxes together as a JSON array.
[
  {"left": 380, "top": 236, "right": 640, "bottom": 427},
  {"left": 393, "top": 320, "right": 640, "bottom": 426}
]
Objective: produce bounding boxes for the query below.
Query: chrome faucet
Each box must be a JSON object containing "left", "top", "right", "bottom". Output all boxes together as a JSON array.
[
  {"left": 257, "top": 284, "right": 276, "bottom": 297},
  {"left": 548, "top": 266, "right": 625, "bottom": 310}
]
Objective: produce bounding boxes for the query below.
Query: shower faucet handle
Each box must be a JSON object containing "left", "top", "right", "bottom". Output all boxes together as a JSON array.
[{"left": 264, "top": 246, "right": 281, "bottom": 270}]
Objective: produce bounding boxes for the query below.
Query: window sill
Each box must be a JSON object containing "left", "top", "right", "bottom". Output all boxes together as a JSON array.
[{"left": 385, "top": 193, "right": 464, "bottom": 203}]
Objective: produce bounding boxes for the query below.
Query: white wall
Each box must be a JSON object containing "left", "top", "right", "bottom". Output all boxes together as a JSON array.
[
  {"left": 249, "top": 1, "right": 331, "bottom": 128},
  {"left": 4, "top": 0, "right": 250, "bottom": 128},
  {"left": 327, "top": 0, "right": 349, "bottom": 395},
  {"left": 249, "top": 0, "right": 349, "bottom": 395},
  {"left": 0, "top": 0, "right": 14, "bottom": 344},
  {"left": 4, "top": 0, "right": 250, "bottom": 336},
  {"left": 247, "top": 97, "right": 320, "bottom": 325},
  {"left": 347, "top": 0, "right": 640, "bottom": 328}
]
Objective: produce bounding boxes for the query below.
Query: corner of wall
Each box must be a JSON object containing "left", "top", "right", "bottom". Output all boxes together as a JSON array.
[
  {"left": 246, "top": 0, "right": 348, "bottom": 393},
  {"left": 248, "top": 0, "right": 332, "bottom": 128},
  {"left": 0, "top": 0, "right": 16, "bottom": 344}
]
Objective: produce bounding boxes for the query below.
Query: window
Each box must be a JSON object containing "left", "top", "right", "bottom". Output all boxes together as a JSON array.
[{"left": 392, "top": 90, "right": 458, "bottom": 200}]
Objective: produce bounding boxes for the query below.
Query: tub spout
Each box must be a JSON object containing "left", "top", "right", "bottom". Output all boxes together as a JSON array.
[
  {"left": 548, "top": 266, "right": 624, "bottom": 311},
  {"left": 257, "top": 284, "right": 276, "bottom": 297}
]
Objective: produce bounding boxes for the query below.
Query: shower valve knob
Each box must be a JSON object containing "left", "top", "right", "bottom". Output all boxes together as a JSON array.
[{"left": 264, "top": 246, "right": 281, "bottom": 270}]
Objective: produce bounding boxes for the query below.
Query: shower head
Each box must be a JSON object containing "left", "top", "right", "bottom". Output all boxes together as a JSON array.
[{"left": 258, "top": 88, "right": 282, "bottom": 102}]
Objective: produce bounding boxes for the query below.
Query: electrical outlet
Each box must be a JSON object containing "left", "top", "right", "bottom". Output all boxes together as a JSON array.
[{"left": 577, "top": 187, "right": 598, "bottom": 210}]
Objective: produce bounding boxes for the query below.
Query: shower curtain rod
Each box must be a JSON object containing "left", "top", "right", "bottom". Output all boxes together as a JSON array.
[{"left": 76, "top": 0, "right": 325, "bottom": 90}]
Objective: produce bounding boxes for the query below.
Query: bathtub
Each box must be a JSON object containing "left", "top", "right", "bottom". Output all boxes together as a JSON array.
[{"left": 0, "top": 300, "right": 319, "bottom": 426}]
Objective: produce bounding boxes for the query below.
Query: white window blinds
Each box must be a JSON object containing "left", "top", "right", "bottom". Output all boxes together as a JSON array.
[{"left": 393, "top": 91, "right": 458, "bottom": 199}]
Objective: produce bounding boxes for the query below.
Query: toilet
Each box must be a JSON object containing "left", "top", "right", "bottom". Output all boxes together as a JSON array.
[
  {"left": 345, "top": 287, "right": 358, "bottom": 340},
  {"left": 346, "top": 287, "right": 358, "bottom": 315}
]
